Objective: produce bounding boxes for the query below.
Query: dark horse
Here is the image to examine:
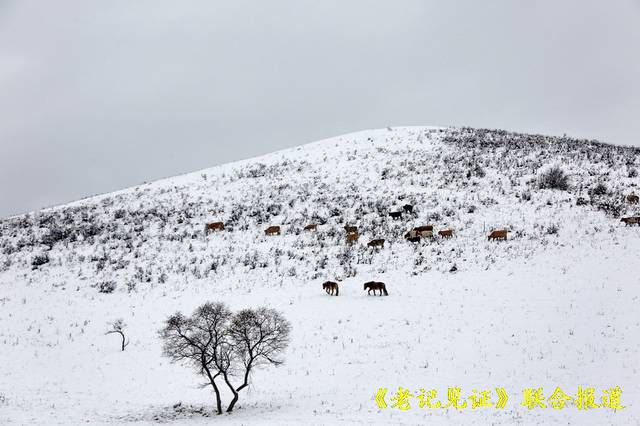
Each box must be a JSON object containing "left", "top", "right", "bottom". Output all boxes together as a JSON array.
[
  {"left": 364, "top": 281, "right": 388, "bottom": 296},
  {"left": 323, "top": 281, "right": 339, "bottom": 296}
]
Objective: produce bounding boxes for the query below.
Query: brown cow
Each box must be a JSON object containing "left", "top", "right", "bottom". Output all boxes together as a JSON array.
[
  {"left": 364, "top": 281, "right": 388, "bottom": 296},
  {"left": 627, "top": 194, "right": 639, "bottom": 204},
  {"left": 344, "top": 225, "right": 358, "bottom": 234},
  {"left": 265, "top": 225, "right": 281, "bottom": 236},
  {"left": 488, "top": 229, "right": 508, "bottom": 241},
  {"left": 304, "top": 224, "right": 317, "bottom": 231},
  {"left": 438, "top": 229, "right": 454, "bottom": 238},
  {"left": 346, "top": 232, "right": 359, "bottom": 243},
  {"left": 322, "top": 281, "right": 339, "bottom": 296},
  {"left": 205, "top": 221, "right": 224, "bottom": 232},
  {"left": 367, "top": 238, "right": 385, "bottom": 248},
  {"left": 389, "top": 211, "right": 403, "bottom": 220},
  {"left": 621, "top": 217, "right": 640, "bottom": 226}
]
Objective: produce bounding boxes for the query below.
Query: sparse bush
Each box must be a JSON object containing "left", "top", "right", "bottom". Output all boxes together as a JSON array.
[
  {"left": 596, "top": 200, "right": 624, "bottom": 217},
  {"left": 41, "top": 227, "right": 69, "bottom": 247},
  {"left": 98, "top": 281, "right": 117, "bottom": 294},
  {"left": 629, "top": 167, "right": 638, "bottom": 178},
  {"left": 546, "top": 224, "right": 559, "bottom": 235},
  {"left": 31, "top": 253, "right": 49, "bottom": 268},
  {"left": 442, "top": 207, "right": 456, "bottom": 217},
  {"left": 590, "top": 183, "right": 608, "bottom": 196},
  {"left": 538, "top": 166, "right": 569, "bottom": 190},
  {"left": 427, "top": 211, "right": 442, "bottom": 222}
]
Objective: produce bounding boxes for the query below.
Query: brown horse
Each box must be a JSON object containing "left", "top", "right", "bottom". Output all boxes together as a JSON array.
[
  {"left": 265, "top": 225, "right": 281, "bottom": 236},
  {"left": 323, "top": 281, "right": 339, "bottom": 296},
  {"left": 389, "top": 211, "right": 403, "bottom": 220},
  {"left": 364, "top": 281, "right": 388, "bottom": 296},
  {"left": 621, "top": 216, "right": 640, "bottom": 226},
  {"left": 346, "top": 232, "right": 359, "bottom": 243},
  {"left": 344, "top": 225, "right": 358, "bottom": 234},
  {"left": 304, "top": 224, "right": 317, "bottom": 231},
  {"left": 438, "top": 229, "right": 454, "bottom": 238},
  {"left": 627, "top": 194, "right": 639, "bottom": 204},
  {"left": 488, "top": 229, "right": 508, "bottom": 241},
  {"left": 205, "top": 221, "right": 224, "bottom": 232},
  {"left": 404, "top": 230, "right": 418, "bottom": 239},
  {"left": 367, "top": 238, "right": 385, "bottom": 248},
  {"left": 413, "top": 225, "right": 433, "bottom": 238}
]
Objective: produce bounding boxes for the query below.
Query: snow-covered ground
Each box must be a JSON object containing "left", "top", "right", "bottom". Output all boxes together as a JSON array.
[{"left": 1, "top": 126, "right": 639, "bottom": 425}]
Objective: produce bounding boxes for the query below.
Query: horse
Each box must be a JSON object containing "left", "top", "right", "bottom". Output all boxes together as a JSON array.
[
  {"left": 627, "top": 194, "right": 639, "bottom": 204},
  {"left": 346, "top": 232, "right": 359, "bottom": 243},
  {"left": 404, "top": 230, "right": 418, "bottom": 239},
  {"left": 389, "top": 211, "right": 403, "bottom": 220},
  {"left": 402, "top": 204, "right": 414, "bottom": 214},
  {"left": 621, "top": 217, "right": 640, "bottom": 226},
  {"left": 344, "top": 225, "right": 358, "bottom": 234},
  {"left": 364, "top": 281, "right": 388, "bottom": 296},
  {"left": 413, "top": 225, "right": 433, "bottom": 238},
  {"left": 322, "top": 281, "right": 339, "bottom": 296},
  {"left": 205, "top": 221, "right": 224, "bottom": 232},
  {"left": 438, "top": 229, "right": 454, "bottom": 238},
  {"left": 304, "top": 224, "right": 317, "bottom": 231},
  {"left": 367, "top": 238, "right": 385, "bottom": 248},
  {"left": 265, "top": 225, "right": 281, "bottom": 236},
  {"left": 488, "top": 229, "right": 508, "bottom": 241}
]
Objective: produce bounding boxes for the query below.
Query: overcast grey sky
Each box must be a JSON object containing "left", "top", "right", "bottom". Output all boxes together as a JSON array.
[{"left": 1, "top": 1, "right": 639, "bottom": 217}]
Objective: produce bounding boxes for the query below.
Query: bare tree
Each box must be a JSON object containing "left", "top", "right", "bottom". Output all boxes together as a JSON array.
[
  {"left": 159, "top": 302, "right": 231, "bottom": 415},
  {"left": 224, "top": 307, "right": 291, "bottom": 412},
  {"left": 159, "top": 302, "right": 291, "bottom": 414},
  {"left": 106, "top": 318, "right": 129, "bottom": 351}
]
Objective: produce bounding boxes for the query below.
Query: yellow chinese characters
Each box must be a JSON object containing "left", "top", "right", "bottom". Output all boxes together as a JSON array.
[
  {"left": 375, "top": 387, "right": 508, "bottom": 411},
  {"left": 520, "top": 386, "right": 625, "bottom": 411},
  {"left": 375, "top": 386, "right": 624, "bottom": 411}
]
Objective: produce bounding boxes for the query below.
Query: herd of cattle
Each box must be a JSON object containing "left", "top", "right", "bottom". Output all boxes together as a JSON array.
[{"left": 204, "top": 194, "right": 640, "bottom": 297}]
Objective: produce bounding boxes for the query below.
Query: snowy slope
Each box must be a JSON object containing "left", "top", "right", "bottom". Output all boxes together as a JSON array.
[{"left": 0, "top": 126, "right": 639, "bottom": 425}]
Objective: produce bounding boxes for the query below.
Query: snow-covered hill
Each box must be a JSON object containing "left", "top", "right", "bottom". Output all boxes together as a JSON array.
[{"left": 1, "top": 126, "right": 639, "bottom": 425}]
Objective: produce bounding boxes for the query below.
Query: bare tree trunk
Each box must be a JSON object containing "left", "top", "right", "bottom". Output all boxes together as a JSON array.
[
  {"left": 235, "top": 363, "right": 252, "bottom": 393},
  {"left": 222, "top": 372, "right": 240, "bottom": 412},
  {"left": 106, "top": 330, "right": 128, "bottom": 351},
  {"left": 202, "top": 364, "right": 223, "bottom": 415},
  {"left": 117, "top": 331, "right": 126, "bottom": 351}
]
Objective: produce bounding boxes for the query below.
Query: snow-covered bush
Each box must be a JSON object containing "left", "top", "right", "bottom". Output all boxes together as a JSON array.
[
  {"left": 97, "top": 281, "right": 117, "bottom": 294},
  {"left": 31, "top": 253, "right": 49, "bottom": 268},
  {"left": 538, "top": 165, "right": 569, "bottom": 190}
]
